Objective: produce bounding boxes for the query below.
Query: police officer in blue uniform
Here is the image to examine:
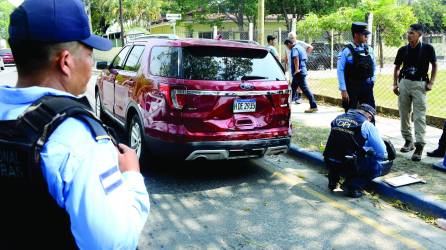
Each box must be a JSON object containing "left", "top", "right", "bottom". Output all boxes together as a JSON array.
[
  {"left": 337, "top": 22, "right": 377, "bottom": 113},
  {"left": 0, "top": 0, "right": 150, "bottom": 249},
  {"left": 323, "top": 104, "right": 393, "bottom": 198}
]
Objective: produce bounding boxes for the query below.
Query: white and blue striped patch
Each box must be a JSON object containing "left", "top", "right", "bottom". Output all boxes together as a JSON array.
[{"left": 99, "top": 166, "right": 123, "bottom": 194}]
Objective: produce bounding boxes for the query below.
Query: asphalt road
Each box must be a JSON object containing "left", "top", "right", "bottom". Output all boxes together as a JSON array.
[{"left": 2, "top": 67, "right": 446, "bottom": 249}]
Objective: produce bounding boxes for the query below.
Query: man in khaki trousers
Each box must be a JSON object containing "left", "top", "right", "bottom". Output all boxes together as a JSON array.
[{"left": 393, "top": 24, "right": 437, "bottom": 161}]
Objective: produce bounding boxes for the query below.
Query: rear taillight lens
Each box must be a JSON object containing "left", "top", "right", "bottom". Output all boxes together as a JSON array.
[
  {"left": 171, "top": 89, "right": 187, "bottom": 110},
  {"left": 272, "top": 93, "right": 289, "bottom": 107},
  {"left": 159, "top": 84, "right": 187, "bottom": 110}
]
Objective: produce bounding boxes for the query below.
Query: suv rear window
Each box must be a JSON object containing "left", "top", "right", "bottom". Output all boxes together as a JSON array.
[{"left": 182, "top": 46, "right": 285, "bottom": 81}]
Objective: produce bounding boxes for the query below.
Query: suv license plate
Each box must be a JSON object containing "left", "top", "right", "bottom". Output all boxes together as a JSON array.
[{"left": 233, "top": 99, "right": 256, "bottom": 113}]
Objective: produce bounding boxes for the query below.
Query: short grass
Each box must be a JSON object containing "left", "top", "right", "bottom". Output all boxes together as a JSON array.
[
  {"left": 291, "top": 121, "right": 330, "bottom": 153},
  {"left": 309, "top": 70, "right": 446, "bottom": 118}
]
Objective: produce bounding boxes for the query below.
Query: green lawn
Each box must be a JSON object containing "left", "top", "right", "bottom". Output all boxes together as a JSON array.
[{"left": 309, "top": 70, "right": 446, "bottom": 118}]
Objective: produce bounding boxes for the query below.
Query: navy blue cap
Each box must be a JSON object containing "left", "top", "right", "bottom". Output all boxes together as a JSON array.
[
  {"left": 9, "top": 0, "right": 112, "bottom": 51},
  {"left": 351, "top": 22, "right": 371, "bottom": 36},
  {"left": 359, "top": 103, "right": 376, "bottom": 118}
]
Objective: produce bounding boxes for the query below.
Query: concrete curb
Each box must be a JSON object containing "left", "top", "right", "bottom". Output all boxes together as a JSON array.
[
  {"left": 288, "top": 143, "right": 446, "bottom": 218},
  {"left": 433, "top": 161, "right": 446, "bottom": 172}
]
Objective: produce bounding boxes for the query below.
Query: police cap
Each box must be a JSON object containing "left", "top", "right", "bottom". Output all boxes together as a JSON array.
[
  {"left": 351, "top": 22, "right": 371, "bottom": 36},
  {"left": 9, "top": 0, "right": 112, "bottom": 51},
  {"left": 359, "top": 103, "right": 376, "bottom": 118}
]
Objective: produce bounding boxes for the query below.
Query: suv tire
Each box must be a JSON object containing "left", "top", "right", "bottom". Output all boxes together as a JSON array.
[
  {"left": 128, "top": 115, "right": 148, "bottom": 166},
  {"left": 95, "top": 91, "right": 105, "bottom": 120}
]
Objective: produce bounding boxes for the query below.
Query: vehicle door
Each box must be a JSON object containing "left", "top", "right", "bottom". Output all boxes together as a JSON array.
[
  {"left": 145, "top": 46, "right": 183, "bottom": 135},
  {"left": 102, "top": 45, "right": 131, "bottom": 115},
  {"left": 114, "top": 45, "right": 145, "bottom": 122}
]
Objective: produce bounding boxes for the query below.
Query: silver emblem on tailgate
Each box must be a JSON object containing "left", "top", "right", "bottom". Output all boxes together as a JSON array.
[{"left": 240, "top": 83, "right": 254, "bottom": 90}]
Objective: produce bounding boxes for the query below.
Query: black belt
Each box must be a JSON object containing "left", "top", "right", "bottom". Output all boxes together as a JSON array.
[{"left": 402, "top": 76, "right": 426, "bottom": 82}]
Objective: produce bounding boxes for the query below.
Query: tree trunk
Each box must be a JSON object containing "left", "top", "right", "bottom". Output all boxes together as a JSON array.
[
  {"left": 378, "top": 27, "right": 384, "bottom": 69},
  {"left": 281, "top": 2, "right": 291, "bottom": 31},
  {"left": 237, "top": 13, "right": 244, "bottom": 31},
  {"left": 237, "top": 0, "right": 245, "bottom": 32}
]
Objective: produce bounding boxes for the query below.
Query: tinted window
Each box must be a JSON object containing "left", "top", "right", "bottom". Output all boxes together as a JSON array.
[
  {"left": 111, "top": 46, "right": 131, "bottom": 69},
  {"left": 182, "top": 47, "right": 286, "bottom": 81},
  {"left": 124, "top": 46, "right": 145, "bottom": 71},
  {"left": 149, "top": 46, "right": 179, "bottom": 78}
]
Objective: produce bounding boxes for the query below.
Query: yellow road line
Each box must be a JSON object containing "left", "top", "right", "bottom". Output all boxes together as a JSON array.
[{"left": 267, "top": 168, "right": 425, "bottom": 250}]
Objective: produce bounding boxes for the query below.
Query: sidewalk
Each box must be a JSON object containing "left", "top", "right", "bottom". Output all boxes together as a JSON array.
[{"left": 289, "top": 102, "right": 446, "bottom": 217}]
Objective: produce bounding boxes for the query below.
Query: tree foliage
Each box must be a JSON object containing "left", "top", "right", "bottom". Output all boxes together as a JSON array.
[
  {"left": 216, "top": 0, "right": 258, "bottom": 31},
  {"left": 161, "top": 0, "right": 257, "bottom": 31},
  {"left": 319, "top": 7, "right": 363, "bottom": 32},
  {"left": 412, "top": 0, "right": 446, "bottom": 33},
  {"left": 90, "top": 0, "right": 162, "bottom": 34},
  {"left": 374, "top": 4, "right": 416, "bottom": 47},
  {"left": 0, "top": 0, "right": 14, "bottom": 40},
  {"left": 296, "top": 13, "right": 323, "bottom": 42},
  {"left": 266, "top": 0, "right": 360, "bottom": 31}
]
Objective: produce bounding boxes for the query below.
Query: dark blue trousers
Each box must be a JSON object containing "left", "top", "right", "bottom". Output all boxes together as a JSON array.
[
  {"left": 292, "top": 73, "right": 317, "bottom": 108},
  {"left": 326, "top": 154, "right": 393, "bottom": 191},
  {"left": 343, "top": 81, "right": 375, "bottom": 113}
]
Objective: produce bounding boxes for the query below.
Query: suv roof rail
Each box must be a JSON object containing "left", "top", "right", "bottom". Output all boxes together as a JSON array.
[{"left": 133, "top": 34, "right": 179, "bottom": 41}]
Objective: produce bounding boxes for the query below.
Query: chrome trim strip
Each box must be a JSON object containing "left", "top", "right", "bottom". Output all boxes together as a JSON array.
[
  {"left": 181, "top": 89, "right": 290, "bottom": 96},
  {"left": 103, "top": 109, "right": 126, "bottom": 127}
]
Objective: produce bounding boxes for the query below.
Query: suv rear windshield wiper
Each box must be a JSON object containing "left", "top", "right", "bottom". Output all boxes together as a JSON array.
[{"left": 241, "top": 75, "right": 268, "bottom": 80}]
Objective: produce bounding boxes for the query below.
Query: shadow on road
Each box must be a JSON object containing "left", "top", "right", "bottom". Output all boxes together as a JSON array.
[{"left": 102, "top": 116, "right": 267, "bottom": 195}]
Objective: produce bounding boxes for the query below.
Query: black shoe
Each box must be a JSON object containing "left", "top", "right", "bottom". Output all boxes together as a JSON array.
[
  {"left": 400, "top": 140, "right": 415, "bottom": 153},
  {"left": 328, "top": 182, "right": 337, "bottom": 192},
  {"left": 411, "top": 144, "right": 424, "bottom": 161},
  {"left": 427, "top": 148, "right": 445, "bottom": 158},
  {"left": 347, "top": 189, "right": 363, "bottom": 198}
]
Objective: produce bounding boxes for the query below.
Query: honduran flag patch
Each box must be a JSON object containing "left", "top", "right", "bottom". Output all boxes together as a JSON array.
[{"left": 99, "top": 166, "right": 123, "bottom": 194}]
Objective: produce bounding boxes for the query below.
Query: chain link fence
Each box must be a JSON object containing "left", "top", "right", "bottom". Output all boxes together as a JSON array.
[{"left": 303, "top": 32, "right": 446, "bottom": 121}]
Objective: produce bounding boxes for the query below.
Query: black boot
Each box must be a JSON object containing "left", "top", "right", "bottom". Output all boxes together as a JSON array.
[
  {"left": 411, "top": 144, "right": 424, "bottom": 161},
  {"left": 328, "top": 170, "right": 340, "bottom": 192},
  {"left": 427, "top": 148, "right": 445, "bottom": 157},
  {"left": 400, "top": 140, "right": 415, "bottom": 153}
]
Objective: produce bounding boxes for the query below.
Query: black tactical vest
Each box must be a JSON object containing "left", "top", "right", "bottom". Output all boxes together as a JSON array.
[
  {"left": 323, "top": 110, "right": 367, "bottom": 161},
  {"left": 344, "top": 44, "right": 374, "bottom": 85},
  {"left": 0, "top": 95, "right": 113, "bottom": 249}
]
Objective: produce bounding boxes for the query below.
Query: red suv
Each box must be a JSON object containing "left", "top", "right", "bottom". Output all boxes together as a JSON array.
[
  {"left": 0, "top": 49, "right": 14, "bottom": 65},
  {"left": 95, "top": 38, "right": 291, "bottom": 162}
]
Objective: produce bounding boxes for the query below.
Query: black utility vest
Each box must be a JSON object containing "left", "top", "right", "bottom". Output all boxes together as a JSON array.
[
  {"left": 344, "top": 44, "right": 374, "bottom": 87},
  {"left": 0, "top": 95, "right": 112, "bottom": 249},
  {"left": 323, "top": 110, "right": 367, "bottom": 161},
  {"left": 399, "top": 43, "right": 427, "bottom": 81}
]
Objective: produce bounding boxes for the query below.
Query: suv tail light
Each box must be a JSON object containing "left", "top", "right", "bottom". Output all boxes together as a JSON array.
[
  {"left": 271, "top": 93, "right": 289, "bottom": 107},
  {"left": 159, "top": 84, "right": 187, "bottom": 110},
  {"left": 171, "top": 89, "right": 187, "bottom": 109}
]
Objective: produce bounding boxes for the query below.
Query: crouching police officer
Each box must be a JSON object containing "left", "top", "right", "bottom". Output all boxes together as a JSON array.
[
  {"left": 337, "top": 22, "right": 377, "bottom": 113},
  {"left": 0, "top": 0, "right": 149, "bottom": 249},
  {"left": 323, "top": 104, "right": 394, "bottom": 198}
]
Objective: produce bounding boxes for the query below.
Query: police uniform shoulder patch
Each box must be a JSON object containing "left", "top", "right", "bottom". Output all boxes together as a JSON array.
[{"left": 99, "top": 166, "right": 123, "bottom": 194}]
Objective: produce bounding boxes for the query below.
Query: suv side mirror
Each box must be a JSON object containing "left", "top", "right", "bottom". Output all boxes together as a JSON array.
[{"left": 96, "top": 61, "right": 108, "bottom": 70}]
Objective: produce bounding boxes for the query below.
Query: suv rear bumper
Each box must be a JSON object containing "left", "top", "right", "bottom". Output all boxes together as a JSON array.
[{"left": 145, "top": 136, "right": 290, "bottom": 160}]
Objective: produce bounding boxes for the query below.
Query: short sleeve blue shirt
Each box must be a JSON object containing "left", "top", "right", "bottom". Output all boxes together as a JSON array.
[
  {"left": 0, "top": 86, "right": 150, "bottom": 249},
  {"left": 290, "top": 43, "right": 308, "bottom": 75}
]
